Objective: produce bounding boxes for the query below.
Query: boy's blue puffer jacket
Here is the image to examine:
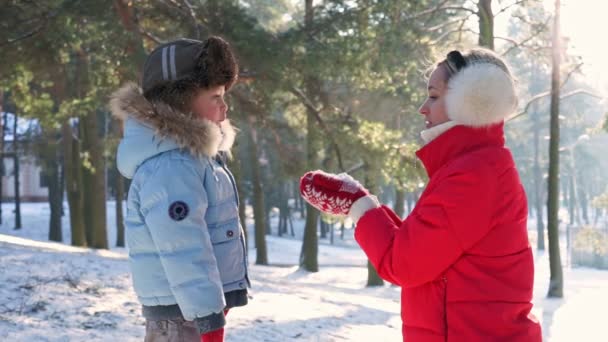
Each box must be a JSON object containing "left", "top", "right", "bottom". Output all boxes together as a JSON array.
[{"left": 111, "top": 84, "right": 248, "bottom": 325}]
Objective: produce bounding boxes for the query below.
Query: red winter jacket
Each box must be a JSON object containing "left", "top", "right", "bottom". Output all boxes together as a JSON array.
[{"left": 355, "top": 124, "right": 542, "bottom": 342}]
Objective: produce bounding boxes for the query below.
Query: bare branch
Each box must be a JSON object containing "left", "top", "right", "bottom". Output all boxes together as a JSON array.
[
  {"left": 138, "top": 27, "right": 163, "bottom": 44},
  {"left": 428, "top": 27, "right": 477, "bottom": 46},
  {"left": 456, "top": 13, "right": 470, "bottom": 42},
  {"left": 0, "top": 6, "right": 61, "bottom": 47},
  {"left": 507, "top": 89, "right": 603, "bottom": 122},
  {"left": 500, "top": 17, "right": 551, "bottom": 56},
  {"left": 407, "top": 0, "right": 451, "bottom": 19},
  {"left": 425, "top": 15, "right": 472, "bottom": 32},
  {"left": 493, "top": 0, "right": 531, "bottom": 18},
  {"left": 560, "top": 62, "right": 583, "bottom": 88},
  {"left": 346, "top": 162, "right": 365, "bottom": 174},
  {"left": 1, "top": 26, "right": 45, "bottom": 47},
  {"left": 507, "top": 59, "right": 596, "bottom": 123},
  {"left": 494, "top": 36, "right": 519, "bottom": 45},
  {"left": 288, "top": 85, "right": 346, "bottom": 172},
  {"left": 289, "top": 86, "right": 323, "bottom": 115},
  {"left": 180, "top": 0, "right": 201, "bottom": 39},
  {"left": 406, "top": 0, "right": 477, "bottom": 20},
  {"left": 154, "top": 0, "right": 190, "bottom": 18}
]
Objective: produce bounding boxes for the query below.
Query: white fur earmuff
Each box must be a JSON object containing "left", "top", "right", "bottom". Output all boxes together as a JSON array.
[{"left": 445, "top": 63, "right": 517, "bottom": 127}]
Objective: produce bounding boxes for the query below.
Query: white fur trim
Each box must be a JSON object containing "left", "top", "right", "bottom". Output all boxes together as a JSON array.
[
  {"left": 198, "top": 118, "right": 223, "bottom": 157},
  {"left": 348, "top": 195, "right": 380, "bottom": 223},
  {"left": 109, "top": 83, "right": 236, "bottom": 158},
  {"left": 445, "top": 63, "right": 517, "bottom": 127},
  {"left": 218, "top": 120, "right": 236, "bottom": 152},
  {"left": 420, "top": 121, "right": 458, "bottom": 145}
]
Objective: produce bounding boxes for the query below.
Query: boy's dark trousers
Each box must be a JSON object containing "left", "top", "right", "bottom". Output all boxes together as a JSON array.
[
  {"left": 144, "top": 310, "right": 229, "bottom": 342},
  {"left": 201, "top": 310, "right": 229, "bottom": 342}
]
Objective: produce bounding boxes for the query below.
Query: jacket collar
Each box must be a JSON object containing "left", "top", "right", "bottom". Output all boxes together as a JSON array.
[
  {"left": 416, "top": 123, "right": 505, "bottom": 178},
  {"left": 420, "top": 121, "right": 458, "bottom": 145},
  {"left": 110, "top": 83, "right": 235, "bottom": 158}
]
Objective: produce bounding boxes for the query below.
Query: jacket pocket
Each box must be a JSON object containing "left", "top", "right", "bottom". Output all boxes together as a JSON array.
[
  {"left": 209, "top": 221, "right": 240, "bottom": 245},
  {"left": 208, "top": 222, "right": 246, "bottom": 286},
  {"left": 401, "top": 278, "right": 447, "bottom": 337}
]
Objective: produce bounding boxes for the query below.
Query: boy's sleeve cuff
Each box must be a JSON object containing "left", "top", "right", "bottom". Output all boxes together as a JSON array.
[
  {"left": 348, "top": 195, "right": 380, "bottom": 223},
  {"left": 195, "top": 311, "right": 226, "bottom": 334}
]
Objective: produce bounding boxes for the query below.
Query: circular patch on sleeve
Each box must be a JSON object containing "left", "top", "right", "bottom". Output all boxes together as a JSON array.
[{"left": 168, "top": 201, "right": 189, "bottom": 221}]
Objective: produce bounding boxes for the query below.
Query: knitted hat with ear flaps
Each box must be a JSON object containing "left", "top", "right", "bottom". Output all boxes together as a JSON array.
[
  {"left": 141, "top": 37, "right": 238, "bottom": 113},
  {"left": 445, "top": 62, "right": 517, "bottom": 127},
  {"left": 142, "top": 37, "right": 238, "bottom": 93}
]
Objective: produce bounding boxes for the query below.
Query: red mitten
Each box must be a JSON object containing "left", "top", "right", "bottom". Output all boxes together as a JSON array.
[{"left": 300, "top": 170, "right": 369, "bottom": 216}]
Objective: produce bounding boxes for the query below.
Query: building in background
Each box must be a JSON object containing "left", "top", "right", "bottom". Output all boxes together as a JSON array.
[
  {"left": 1, "top": 112, "right": 48, "bottom": 202},
  {"left": 1, "top": 153, "right": 47, "bottom": 202}
]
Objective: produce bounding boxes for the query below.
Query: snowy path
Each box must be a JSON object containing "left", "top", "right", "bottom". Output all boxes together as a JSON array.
[{"left": 1, "top": 202, "right": 608, "bottom": 341}]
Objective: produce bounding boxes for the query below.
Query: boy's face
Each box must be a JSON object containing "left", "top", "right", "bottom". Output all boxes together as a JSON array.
[{"left": 190, "top": 85, "right": 228, "bottom": 125}]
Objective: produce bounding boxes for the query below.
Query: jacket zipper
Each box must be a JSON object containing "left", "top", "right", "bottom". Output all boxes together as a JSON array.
[
  {"left": 216, "top": 154, "right": 250, "bottom": 287},
  {"left": 216, "top": 154, "right": 239, "bottom": 207}
]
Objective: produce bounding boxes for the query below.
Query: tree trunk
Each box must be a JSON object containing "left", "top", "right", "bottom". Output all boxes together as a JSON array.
[
  {"left": 320, "top": 218, "right": 328, "bottom": 239},
  {"left": 477, "top": 0, "right": 494, "bottom": 49},
  {"left": 300, "top": 204, "right": 319, "bottom": 272},
  {"left": 264, "top": 201, "right": 272, "bottom": 236},
  {"left": 109, "top": 114, "right": 126, "bottom": 247},
  {"left": 407, "top": 192, "right": 416, "bottom": 213},
  {"left": 246, "top": 116, "right": 268, "bottom": 265},
  {"left": 365, "top": 172, "right": 384, "bottom": 287},
  {"left": 299, "top": 190, "right": 305, "bottom": 219},
  {"left": 532, "top": 110, "right": 545, "bottom": 250},
  {"left": 0, "top": 102, "right": 5, "bottom": 225},
  {"left": 367, "top": 260, "right": 384, "bottom": 286},
  {"left": 72, "top": 47, "right": 107, "bottom": 250},
  {"left": 113, "top": 0, "right": 147, "bottom": 78},
  {"left": 62, "top": 122, "right": 86, "bottom": 246},
  {"left": 547, "top": 0, "right": 564, "bottom": 298},
  {"left": 579, "top": 182, "right": 588, "bottom": 224},
  {"left": 300, "top": 0, "right": 320, "bottom": 272},
  {"left": 59, "top": 157, "right": 65, "bottom": 218},
  {"left": 278, "top": 182, "right": 288, "bottom": 237},
  {"left": 568, "top": 171, "right": 575, "bottom": 225},
  {"left": 81, "top": 111, "right": 108, "bottom": 249},
  {"left": 115, "top": 163, "right": 125, "bottom": 247},
  {"left": 46, "top": 150, "right": 63, "bottom": 242},
  {"left": 112, "top": 0, "right": 148, "bottom": 248},
  {"left": 394, "top": 188, "right": 405, "bottom": 219},
  {"left": 12, "top": 113, "right": 21, "bottom": 230}
]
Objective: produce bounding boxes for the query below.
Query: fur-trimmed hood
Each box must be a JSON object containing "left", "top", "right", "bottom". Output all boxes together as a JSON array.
[
  {"left": 445, "top": 63, "right": 517, "bottom": 127},
  {"left": 110, "top": 83, "right": 236, "bottom": 179}
]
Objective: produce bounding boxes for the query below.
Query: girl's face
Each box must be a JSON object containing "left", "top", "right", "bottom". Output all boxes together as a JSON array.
[
  {"left": 190, "top": 85, "right": 228, "bottom": 125},
  {"left": 418, "top": 65, "right": 450, "bottom": 129}
]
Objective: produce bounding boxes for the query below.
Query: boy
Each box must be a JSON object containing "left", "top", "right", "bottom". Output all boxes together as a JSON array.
[{"left": 111, "top": 36, "right": 249, "bottom": 342}]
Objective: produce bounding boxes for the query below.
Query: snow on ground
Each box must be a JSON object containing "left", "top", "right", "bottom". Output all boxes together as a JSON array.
[
  {"left": 0, "top": 235, "right": 141, "bottom": 342},
  {"left": 0, "top": 202, "right": 607, "bottom": 341}
]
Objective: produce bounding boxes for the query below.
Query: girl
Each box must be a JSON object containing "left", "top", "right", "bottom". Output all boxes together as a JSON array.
[{"left": 300, "top": 48, "right": 542, "bottom": 342}]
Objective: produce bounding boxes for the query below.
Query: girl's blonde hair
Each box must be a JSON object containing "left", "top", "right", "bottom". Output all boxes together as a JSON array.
[{"left": 437, "top": 48, "right": 513, "bottom": 82}]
